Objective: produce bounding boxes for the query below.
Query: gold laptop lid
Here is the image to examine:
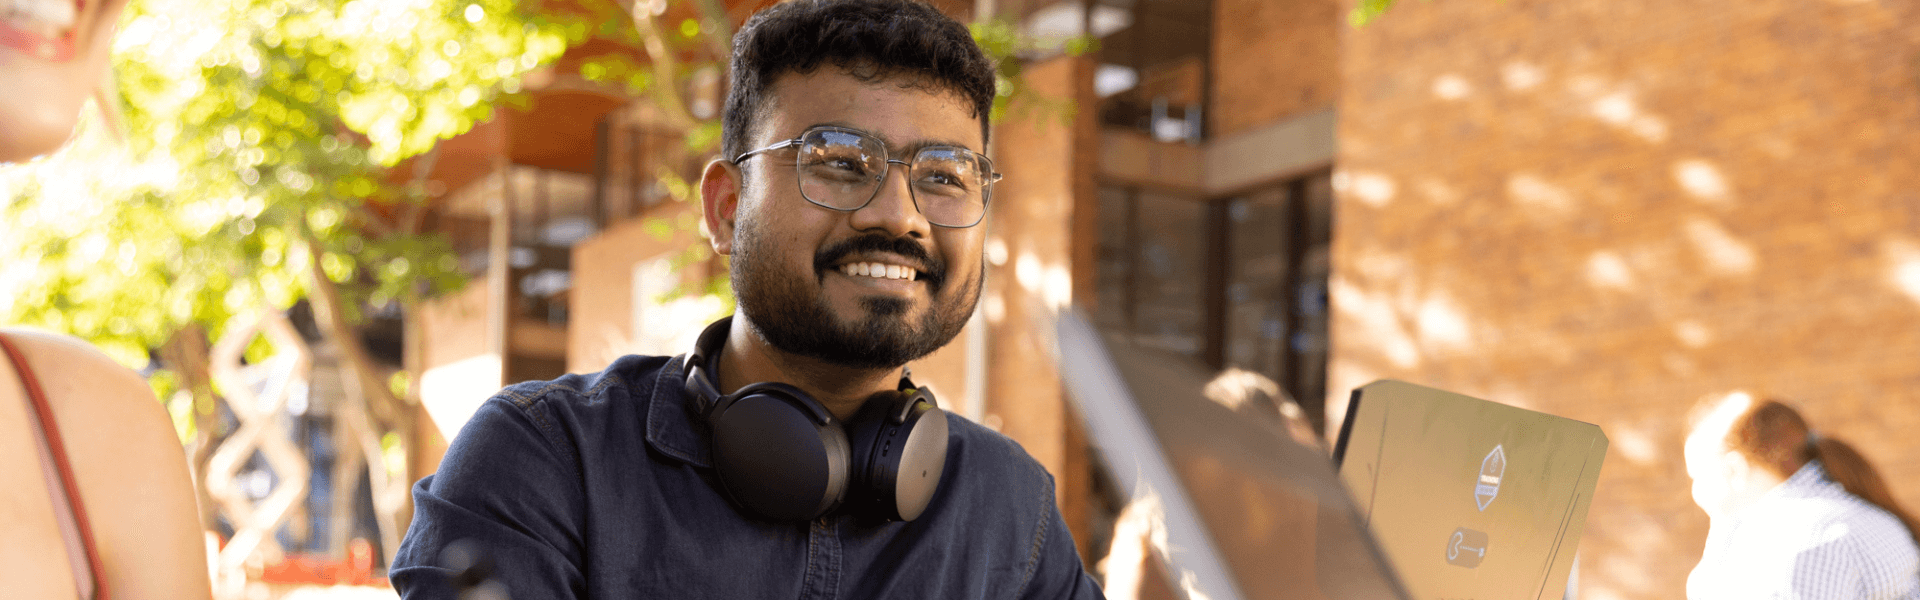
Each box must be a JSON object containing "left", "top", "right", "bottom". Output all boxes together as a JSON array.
[{"left": 1333, "top": 380, "right": 1608, "bottom": 600}]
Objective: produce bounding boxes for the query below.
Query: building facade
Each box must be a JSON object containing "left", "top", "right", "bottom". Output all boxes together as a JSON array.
[{"left": 406, "top": 0, "right": 1920, "bottom": 598}]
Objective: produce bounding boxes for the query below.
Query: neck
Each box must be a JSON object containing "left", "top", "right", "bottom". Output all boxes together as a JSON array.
[{"left": 716, "top": 314, "right": 902, "bottom": 422}]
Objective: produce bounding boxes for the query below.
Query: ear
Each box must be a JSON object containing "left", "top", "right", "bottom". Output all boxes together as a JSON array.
[{"left": 700, "top": 159, "right": 743, "bottom": 256}]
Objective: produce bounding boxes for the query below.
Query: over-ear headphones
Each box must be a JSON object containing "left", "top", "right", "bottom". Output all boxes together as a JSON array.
[{"left": 682, "top": 317, "right": 949, "bottom": 522}]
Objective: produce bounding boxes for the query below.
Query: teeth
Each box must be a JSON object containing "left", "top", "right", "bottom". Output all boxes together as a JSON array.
[
  {"left": 1, "top": 0, "right": 76, "bottom": 37},
  {"left": 839, "top": 262, "right": 918, "bottom": 281}
]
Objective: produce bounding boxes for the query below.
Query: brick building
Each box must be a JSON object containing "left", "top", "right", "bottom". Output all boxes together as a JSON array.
[
  {"left": 1336, "top": 0, "right": 1920, "bottom": 598},
  {"left": 402, "top": 0, "right": 1920, "bottom": 598}
]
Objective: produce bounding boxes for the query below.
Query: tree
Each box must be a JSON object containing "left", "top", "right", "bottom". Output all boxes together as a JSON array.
[{"left": 0, "top": 0, "right": 585, "bottom": 561}]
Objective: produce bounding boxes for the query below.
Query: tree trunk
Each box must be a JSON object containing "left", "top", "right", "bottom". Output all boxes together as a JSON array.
[
  {"left": 302, "top": 233, "right": 417, "bottom": 564},
  {"left": 160, "top": 324, "right": 223, "bottom": 530}
]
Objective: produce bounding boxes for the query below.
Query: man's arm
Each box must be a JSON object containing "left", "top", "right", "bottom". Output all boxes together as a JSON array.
[{"left": 391, "top": 395, "right": 591, "bottom": 599}]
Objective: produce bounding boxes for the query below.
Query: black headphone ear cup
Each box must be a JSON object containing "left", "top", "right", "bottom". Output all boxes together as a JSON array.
[
  {"left": 847, "top": 389, "right": 949, "bottom": 521},
  {"left": 707, "top": 383, "right": 851, "bottom": 521}
]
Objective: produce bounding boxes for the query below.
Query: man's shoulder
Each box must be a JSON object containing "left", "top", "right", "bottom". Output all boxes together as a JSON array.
[
  {"left": 942, "top": 412, "right": 1055, "bottom": 495},
  {"left": 491, "top": 353, "right": 678, "bottom": 413}
]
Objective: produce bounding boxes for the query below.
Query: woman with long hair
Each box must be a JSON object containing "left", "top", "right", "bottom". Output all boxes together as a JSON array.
[{"left": 1684, "top": 391, "right": 1920, "bottom": 599}]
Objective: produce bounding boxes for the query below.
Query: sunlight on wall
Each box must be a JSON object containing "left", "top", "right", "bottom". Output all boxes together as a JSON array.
[
  {"left": 1672, "top": 159, "right": 1732, "bottom": 206},
  {"left": 1586, "top": 251, "right": 1637, "bottom": 291},
  {"left": 1045, "top": 263, "right": 1074, "bottom": 310},
  {"left": 1881, "top": 239, "right": 1920, "bottom": 306},
  {"left": 1673, "top": 320, "right": 1713, "bottom": 349},
  {"left": 1416, "top": 294, "right": 1473, "bottom": 353},
  {"left": 421, "top": 354, "right": 501, "bottom": 440},
  {"left": 1432, "top": 73, "right": 1472, "bottom": 100},
  {"left": 1682, "top": 216, "right": 1756, "bottom": 276},
  {"left": 1594, "top": 512, "right": 1676, "bottom": 595},
  {"left": 1589, "top": 91, "right": 1668, "bottom": 143},
  {"left": 1501, "top": 61, "right": 1544, "bottom": 91},
  {"left": 1330, "top": 276, "right": 1421, "bottom": 369},
  {"left": 986, "top": 236, "right": 1010, "bottom": 267},
  {"left": 1608, "top": 422, "right": 1663, "bottom": 466},
  {"left": 1566, "top": 75, "right": 1669, "bottom": 143},
  {"left": 1508, "top": 173, "right": 1577, "bottom": 218},
  {"left": 1337, "top": 170, "right": 1396, "bottom": 208},
  {"left": 1015, "top": 252, "right": 1043, "bottom": 293},
  {"left": 1008, "top": 250, "right": 1072, "bottom": 309}
]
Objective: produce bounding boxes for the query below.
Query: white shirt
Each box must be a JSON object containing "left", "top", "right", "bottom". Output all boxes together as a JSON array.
[{"left": 1689, "top": 461, "right": 1920, "bottom": 600}]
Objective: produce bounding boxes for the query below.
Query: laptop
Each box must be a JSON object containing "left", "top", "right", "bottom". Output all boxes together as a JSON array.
[
  {"left": 1054, "top": 310, "right": 1606, "bottom": 600},
  {"left": 1332, "top": 380, "right": 1608, "bottom": 600}
]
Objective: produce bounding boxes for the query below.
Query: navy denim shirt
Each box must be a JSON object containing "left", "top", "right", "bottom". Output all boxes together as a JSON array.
[{"left": 391, "top": 353, "right": 1105, "bottom": 599}]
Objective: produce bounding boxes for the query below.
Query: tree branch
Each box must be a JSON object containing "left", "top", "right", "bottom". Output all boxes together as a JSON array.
[
  {"left": 300, "top": 231, "right": 410, "bottom": 428},
  {"left": 628, "top": 2, "right": 700, "bottom": 130}
]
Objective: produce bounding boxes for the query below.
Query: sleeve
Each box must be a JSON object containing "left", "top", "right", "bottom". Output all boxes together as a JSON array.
[
  {"left": 390, "top": 395, "right": 589, "bottom": 600},
  {"left": 1016, "top": 473, "right": 1108, "bottom": 600},
  {"left": 1784, "top": 525, "right": 1866, "bottom": 600}
]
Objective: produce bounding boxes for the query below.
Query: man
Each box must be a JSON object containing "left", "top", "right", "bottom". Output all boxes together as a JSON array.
[
  {"left": 390, "top": 1, "right": 1105, "bottom": 597},
  {"left": 1684, "top": 391, "right": 1920, "bottom": 599},
  {"left": 3, "top": 0, "right": 213, "bottom": 598}
]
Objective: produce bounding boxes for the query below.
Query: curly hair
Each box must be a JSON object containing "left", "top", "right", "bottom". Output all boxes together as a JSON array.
[{"left": 721, "top": 0, "right": 998, "bottom": 163}]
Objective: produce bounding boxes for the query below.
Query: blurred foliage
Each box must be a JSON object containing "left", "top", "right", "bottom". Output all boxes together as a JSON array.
[
  {"left": 970, "top": 18, "right": 1097, "bottom": 127},
  {"left": 1349, "top": 0, "right": 1399, "bottom": 26},
  {"left": 1, "top": 0, "right": 587, "bottom": 371},
  {"left": 1, "top": 0, "right": 1089, "bottom": 382}
]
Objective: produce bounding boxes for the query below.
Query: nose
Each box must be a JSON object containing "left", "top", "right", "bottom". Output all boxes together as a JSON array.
[{"left": 848, "top": 160, "right": 932, "bottom": 239}]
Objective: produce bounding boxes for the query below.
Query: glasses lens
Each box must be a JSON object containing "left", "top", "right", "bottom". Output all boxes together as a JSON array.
[
  {"left": 910, "top": 148, "right": 988, "bottom": 227},
  {"left": 798, "top": 130, "right": 885, "bottom": 210}
]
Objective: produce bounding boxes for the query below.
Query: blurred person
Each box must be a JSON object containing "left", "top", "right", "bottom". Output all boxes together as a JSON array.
[
  {"left": 1684, "top": 391, "right": 1920, "bottom": 599},
  {"left": 3, "top": 0, "right": 213, "bottom": 598},
  {"left": 388, "top": 0, "right": 1104, "bottom": 597}
]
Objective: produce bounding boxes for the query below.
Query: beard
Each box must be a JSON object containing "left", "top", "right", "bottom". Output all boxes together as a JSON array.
[{"left": 731, "top": 225, "right": 981, "bottom": 370}]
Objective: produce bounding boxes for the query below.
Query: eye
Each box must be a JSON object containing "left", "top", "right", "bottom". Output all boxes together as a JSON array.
[{"left": 803, "top": 152, "right": 876, "bottom": 182}]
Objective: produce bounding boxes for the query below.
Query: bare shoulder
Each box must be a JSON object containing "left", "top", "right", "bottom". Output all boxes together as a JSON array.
[
  {"left": 0, "top": 328, "right": 212, "bottom": 598},
  {"left": 3, "top": 329, "right": 160, "bottom": 414}
]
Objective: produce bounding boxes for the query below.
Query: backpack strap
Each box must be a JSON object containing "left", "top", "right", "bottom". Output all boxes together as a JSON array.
[{"left": 1, "top": 333, "right": 107, "bottom": 600}]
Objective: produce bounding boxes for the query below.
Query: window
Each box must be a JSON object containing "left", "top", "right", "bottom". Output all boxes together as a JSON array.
[{"left": 1095, "top": 170, "right": 1334, "bottom": 429}]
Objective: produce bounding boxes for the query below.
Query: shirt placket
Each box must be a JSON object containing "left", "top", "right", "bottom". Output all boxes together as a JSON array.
[{"left": 799, "top": 515, "right": 843, "bottom": 600}]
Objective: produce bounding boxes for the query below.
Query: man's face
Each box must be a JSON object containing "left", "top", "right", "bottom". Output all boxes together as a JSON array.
[
  {"left": 0, "top": 0, "right": 129, "bottom": 162},
  {"left": 719, "top": 67, "right": 987, "bottom": 370}
]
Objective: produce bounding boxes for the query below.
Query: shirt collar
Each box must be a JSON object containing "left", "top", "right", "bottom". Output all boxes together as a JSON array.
[{"left": 644, "top": 353, "right": 712, "bottom": 469}]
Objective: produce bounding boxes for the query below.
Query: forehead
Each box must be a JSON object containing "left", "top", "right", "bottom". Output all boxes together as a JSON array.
[{"left": 756, "top": 68, "right": 983, "bottom": 151}]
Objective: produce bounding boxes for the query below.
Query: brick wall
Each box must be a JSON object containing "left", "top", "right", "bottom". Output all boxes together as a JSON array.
[
  {"left": 1334, "top": 0, "right": 1920, "bottom": 597},
  {"left": 984, "top": 53, "right": 1101, "bottom": 562},
  {"left": 1212, "top": 0, "right": 1342, "bottom": 138}
]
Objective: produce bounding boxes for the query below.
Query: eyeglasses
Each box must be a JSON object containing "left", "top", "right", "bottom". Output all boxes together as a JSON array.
[{"left": 732, "top": 126, "right": 1001, "bottom": 228}]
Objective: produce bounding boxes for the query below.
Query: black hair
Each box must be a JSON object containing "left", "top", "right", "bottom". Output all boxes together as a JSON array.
[{"left": 722, "top": 0, "right": 998, "bottom": 163}]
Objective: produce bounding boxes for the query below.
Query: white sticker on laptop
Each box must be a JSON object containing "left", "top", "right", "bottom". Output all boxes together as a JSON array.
[{"left": 1475, "top": 444, "right": 1505, "bottom": 511}]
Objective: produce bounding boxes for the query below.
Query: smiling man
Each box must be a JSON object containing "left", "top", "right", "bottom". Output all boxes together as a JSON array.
[{"left": 390, "top": 1, "right": 1105, "bottom": 598}]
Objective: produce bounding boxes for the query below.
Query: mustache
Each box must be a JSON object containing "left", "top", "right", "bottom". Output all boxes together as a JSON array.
[{"left": 815, "top": 234, "right": 947, "bottom": 290}]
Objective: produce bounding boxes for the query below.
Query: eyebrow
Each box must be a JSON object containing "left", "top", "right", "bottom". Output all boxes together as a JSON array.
[{"left": 808, "top": 121, "right": 979, "bottom": 155}]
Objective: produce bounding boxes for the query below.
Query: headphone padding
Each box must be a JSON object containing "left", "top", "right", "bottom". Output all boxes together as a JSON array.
[
  {"left": 708, "top": 389, "right": 851, "bottom": 521},
  {"left": 849, "top": 389, "right": 949, "bottom": 521}
]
